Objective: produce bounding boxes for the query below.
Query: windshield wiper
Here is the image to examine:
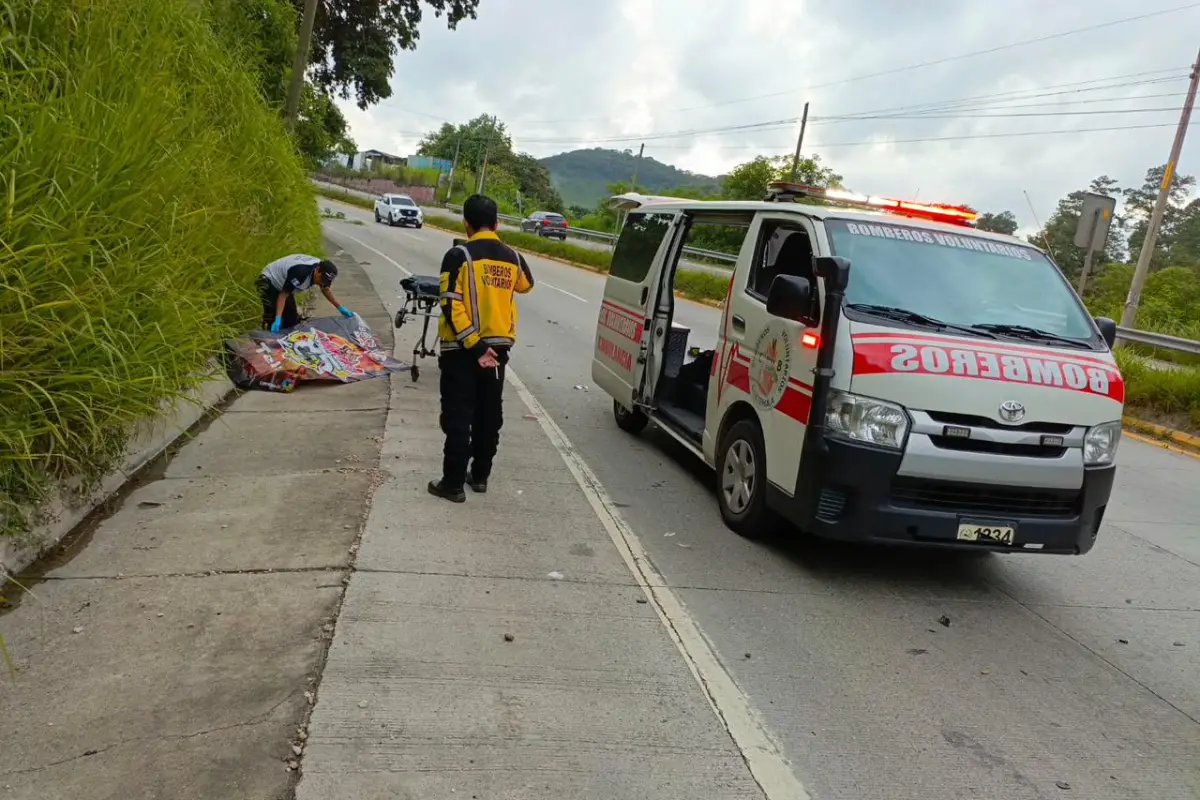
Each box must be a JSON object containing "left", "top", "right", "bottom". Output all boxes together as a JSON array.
[
  {"left": 968, "top": 323, "right": 1090, "bottom": 349},
  {"left": 846, "top": 304, "right": 996, "bottom": 338}
]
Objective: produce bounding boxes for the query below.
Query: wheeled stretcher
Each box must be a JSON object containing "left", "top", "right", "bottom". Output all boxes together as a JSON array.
[{"left": 394, "top": 274, "right": 441, "bottom": 381}]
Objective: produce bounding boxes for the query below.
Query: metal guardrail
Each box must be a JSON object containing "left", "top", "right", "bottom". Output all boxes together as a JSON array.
[
  {"left": 445, "top": 203, "right": 737, "bottom": 265},
  {"left": 1114, "top": 326, "right": 1200, "bottom": 355}
]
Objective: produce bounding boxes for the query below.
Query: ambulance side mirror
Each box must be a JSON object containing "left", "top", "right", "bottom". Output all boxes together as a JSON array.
[
  {"left": 1094, "top": 316, "right": 1117, "bottom": 349},
  {"left": 812, "top": 256, "right": 851, "bottom": 292},
  {"left": 766, "top": 275, "right": 819, "bottom": 327}
]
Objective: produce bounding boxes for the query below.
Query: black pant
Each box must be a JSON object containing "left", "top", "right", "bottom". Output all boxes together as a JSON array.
[
  {"left": 256, "top": 276, "right": 300, "bottom": 330},
  {"left": 439, "top": 350, "right": 506, "bottom": 491}
]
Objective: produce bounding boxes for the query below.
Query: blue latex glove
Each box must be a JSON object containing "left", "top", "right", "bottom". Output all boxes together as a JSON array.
[
  {"left": 337, "top": 305, "right": 354, "bottom": 318},
  {"left": 270, "top": 316, "right": 282, "bottom": 333}
]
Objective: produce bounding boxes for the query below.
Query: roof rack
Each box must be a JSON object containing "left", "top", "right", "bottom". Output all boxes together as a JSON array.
[{"left": 765, "top": 182, "right": 978, "bottom": 227}]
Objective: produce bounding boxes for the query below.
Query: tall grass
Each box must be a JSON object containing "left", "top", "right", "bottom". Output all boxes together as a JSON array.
[{"left": 0, "top": 0, "right": 321, "bottom": 536}]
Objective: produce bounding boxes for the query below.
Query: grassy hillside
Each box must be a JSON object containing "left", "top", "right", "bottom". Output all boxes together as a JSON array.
[
  {"left": 541, "top": 147, "right": 721, "bottom": 208},
  {"left": 0, "top": 0, "right": 320, "bottom": 536}
]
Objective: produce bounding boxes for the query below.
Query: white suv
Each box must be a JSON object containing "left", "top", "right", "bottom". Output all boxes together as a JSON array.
[{"left": 374, "top": 193, "right": 424, "bottom": 228}]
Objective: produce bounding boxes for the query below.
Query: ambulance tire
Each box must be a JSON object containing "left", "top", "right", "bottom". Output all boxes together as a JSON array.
[
  {"left": 613, "top": 400, "right": 649, "bottom": 434},
  {"left": 717, "top": 418, "right": 777, "bottom": 540}
]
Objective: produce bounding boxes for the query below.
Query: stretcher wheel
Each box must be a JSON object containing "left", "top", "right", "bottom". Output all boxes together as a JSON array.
[
  {"left": 411, "top": 364, "right": 420, "bottom": 382},
  {"left": 394, "top": 309, "right": 407, "bottom": 328}
]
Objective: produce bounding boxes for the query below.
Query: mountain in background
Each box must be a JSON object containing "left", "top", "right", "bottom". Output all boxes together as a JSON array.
[{"left": 540, "top": 147, "right": 722, "bottom": 209}]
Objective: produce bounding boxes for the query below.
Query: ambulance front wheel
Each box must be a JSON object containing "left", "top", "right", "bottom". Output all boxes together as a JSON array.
[
  {"left": 717, "top": 418, "right": 777, "bottom": 540},
  {"left": 613, "top": 400, "right": 649, "bottom": 434}
]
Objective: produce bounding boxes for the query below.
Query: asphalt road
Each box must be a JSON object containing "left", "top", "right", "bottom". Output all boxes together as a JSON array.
[
  {"left": 313, "top": 179, "right": 733, "bottom": 276},
  {"left": 320, "top": 197, "right": 1200, "bottom": 800}
]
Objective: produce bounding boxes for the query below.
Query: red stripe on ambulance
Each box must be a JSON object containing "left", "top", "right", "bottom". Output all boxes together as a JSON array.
[
  {"left": 597, "top": 305, "right": 643, "bottom": 342},
  {"left": 853, "top": 341, "right": 1124, "bottom": 402},
  {"left": 777, "top": 384, "right": 812, "bottom": 423}
]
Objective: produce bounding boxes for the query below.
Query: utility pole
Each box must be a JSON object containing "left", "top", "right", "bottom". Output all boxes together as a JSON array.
[
  {"left": 285, "top": 0, "right": 320, "bottom": 132},
  {"left": 630, "top": 143, "right": 644, "bottom": 191},
  {"left": 477, "top": 115, "right": 498, "bottom": 194},
  {"left": 789, "top": 102, "right": 810, "bottom": 182},
  {"left": 444, "top": 134, "right": 462, "bottom": 204},
  {"left": 1121, "top": 46, "right": 1200, "bottom": 329}
]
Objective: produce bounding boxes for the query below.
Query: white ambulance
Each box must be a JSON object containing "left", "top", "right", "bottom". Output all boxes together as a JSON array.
[{"left": 592, "top": 183, "right": 1124, "bottom": 554}]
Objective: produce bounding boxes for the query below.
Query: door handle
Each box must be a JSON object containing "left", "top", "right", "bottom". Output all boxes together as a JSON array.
[
  {"left": 731, "top": 314, "right": 746, "bottom": 331},
  {"left": 640, "top": 287, "right": 649, "bottom": 305}
]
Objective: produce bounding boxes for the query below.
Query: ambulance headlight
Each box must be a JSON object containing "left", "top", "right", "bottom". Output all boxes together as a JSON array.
[
  {"left": 825, "top": 390, "right": 910, "bottom": 450},
  {"left": 1083, "top": 421, "right": 1121, "bottom": 465}
]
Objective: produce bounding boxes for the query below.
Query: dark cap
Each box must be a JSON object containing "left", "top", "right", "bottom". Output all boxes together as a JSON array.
[{"left": 316, "top": 260, "right": 337, "bottom": 285}]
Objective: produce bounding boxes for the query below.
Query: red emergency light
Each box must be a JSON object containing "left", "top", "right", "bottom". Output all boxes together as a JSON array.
[{"left": 766, "top": 182, "right": 978, "bottom": 227}]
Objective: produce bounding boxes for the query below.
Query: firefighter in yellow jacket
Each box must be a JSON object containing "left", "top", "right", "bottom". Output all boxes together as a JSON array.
[{"left": 429, "top": 194, "right": 535, "bottom": 503}]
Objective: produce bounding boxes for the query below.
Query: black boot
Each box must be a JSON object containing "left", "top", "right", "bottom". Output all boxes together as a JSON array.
[
  {"left": 428, "top": 479, "right": 466, "bottom": 504},
  {"left": 467, "top": 474, "right": 488, "bottom": 494}
]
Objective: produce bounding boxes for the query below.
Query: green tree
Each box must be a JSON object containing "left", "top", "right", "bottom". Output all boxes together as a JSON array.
[
  {"left": 721, "top": 153, "right": 842, "bottom": 201},
  {"left": 205, "top": 0, "right": 352, "bottom": 165},
  {"left": 418, "top": 115, "right": 510, "bottom": 176},
  {"left": 1167, "top": 199, "right": 1200, "bottom": 270},
  {"left": 294, "top": 84, "right": 356, "bottom": 167},
  {"left": 1028, "top": 175, "right": 1124, "bottom": 283},
  {"left": 1124, "top": 164, "right": 1197, "bottom": 271},
  {"left": 304, "top": 0, "right": 480, "bottom": 109},
  {"left": 975, "top": 210, "right": 1018, "bottom": 235},
  {"left": 418, "top": 115, "right": 563, "bottom": 211}
]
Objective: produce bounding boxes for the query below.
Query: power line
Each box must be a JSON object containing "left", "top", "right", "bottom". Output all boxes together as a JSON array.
[
  {"left": 815, "top": 106, "right": 1185, "bottom": 122},
  {"left": 390, "top": 120, "right": 1197, "bottom": 152},
  {"left": 390, "top": 72, "right": 1193, "bottom": 146},
  {"left": 517, "top": 7, "right": 1200, "bottom": 123},
  {"left": 811, "top": 72, "right": 1189, "bottom": 121}
]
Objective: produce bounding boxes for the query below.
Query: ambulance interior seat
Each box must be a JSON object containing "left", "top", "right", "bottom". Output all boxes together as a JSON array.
[{"left": 757, "top": 228, "right": 816, "bottom": 307}]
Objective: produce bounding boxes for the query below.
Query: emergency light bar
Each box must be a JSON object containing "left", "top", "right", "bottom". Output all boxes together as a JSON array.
[{"left": 766, "top": 181, "right": 978, "bottom": 227}]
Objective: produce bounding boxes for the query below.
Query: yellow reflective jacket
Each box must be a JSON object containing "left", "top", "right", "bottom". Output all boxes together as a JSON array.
[{"left": 438, "top": 230, "right": 534, "bottom": 356}]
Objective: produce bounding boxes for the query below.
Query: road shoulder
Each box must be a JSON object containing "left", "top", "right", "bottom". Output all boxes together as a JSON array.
[{"left": 0, "top": 242, "right": 392, "bottom": 798}]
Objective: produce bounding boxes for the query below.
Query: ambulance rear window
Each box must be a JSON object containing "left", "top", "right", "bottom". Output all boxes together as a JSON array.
[
  {"left": 611, "top": 212, "right": 673, "bottom": 283},
  {"left": 826, "top": 219, "right": 1097, "bottom": 341}
]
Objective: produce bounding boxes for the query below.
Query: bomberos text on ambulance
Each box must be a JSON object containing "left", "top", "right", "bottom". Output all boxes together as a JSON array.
[{"left": 591, "top": 182, "right": 1124, "bottom": 555}]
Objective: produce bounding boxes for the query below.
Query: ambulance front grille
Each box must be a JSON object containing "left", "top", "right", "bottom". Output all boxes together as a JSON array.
[
  {"left": 890, "top": 477, "right": 1080, "bottom": 519},
  {"left": 926, "top": 411, "right": 1072, "bottom": 435}
]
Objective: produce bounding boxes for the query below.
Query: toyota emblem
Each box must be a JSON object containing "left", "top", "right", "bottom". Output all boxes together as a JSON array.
[{"left": 998, "top": 400, "right": 1026, "bottom": 423}]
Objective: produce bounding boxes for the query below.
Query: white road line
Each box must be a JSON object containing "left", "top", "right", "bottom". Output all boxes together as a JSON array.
[
  {"left": 327, "top": 230, "right": 412, "bottom": 276},
  {"left": 541, "top": 282, "right": 588, "bottom": 303},
  {"left": 505, "top": 369, "right": 810, "bottom": 800}
]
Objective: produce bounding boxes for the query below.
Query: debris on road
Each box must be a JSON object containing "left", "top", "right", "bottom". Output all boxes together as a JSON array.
[
  {"left": 937, "top": 615, "right": 951, "bottom": 628},
  {"left": 503, "top": 633, "right": 515, "bottom": 642},
  {"left": 1056, "top": 781, "right": 1072, "bottom": 790},
  {"left": 547, "top": 571, "right": 564, "bottom": 581}
]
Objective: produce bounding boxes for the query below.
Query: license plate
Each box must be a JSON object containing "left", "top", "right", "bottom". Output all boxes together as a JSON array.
[{"left": 956, "top": 523, "right": 1015, "bottom": 545}]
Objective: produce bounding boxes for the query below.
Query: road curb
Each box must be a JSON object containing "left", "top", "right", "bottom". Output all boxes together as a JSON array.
[
  {"left": 1122, "top": 414, "right": 1200, "bottom": 457},
  {"left": 0, "top": 371, "right": 237, "bottom": 576}
]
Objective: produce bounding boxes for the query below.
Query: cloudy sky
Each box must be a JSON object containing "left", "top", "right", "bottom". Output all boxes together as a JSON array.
[{"left": 337, "top": 0, "right": 1200, "bottom": 233}]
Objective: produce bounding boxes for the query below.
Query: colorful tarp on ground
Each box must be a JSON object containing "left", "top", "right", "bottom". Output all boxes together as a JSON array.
[{"left": 224, "top": 315, "right": 409, "bottom": 392}]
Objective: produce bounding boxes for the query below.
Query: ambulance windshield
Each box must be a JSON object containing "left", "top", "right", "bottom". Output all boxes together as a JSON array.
[{"left": 826, "top": 219, "right": 1098, "bottom": 343}]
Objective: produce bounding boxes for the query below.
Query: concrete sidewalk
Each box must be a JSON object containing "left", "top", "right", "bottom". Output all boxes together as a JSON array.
[
  {"left": 0, "top": 244, "right": 393, "bottom": 799},
  {"left": 294, "top": 358, "right": 764, "bottom": 793},
  {"left": 1, "top": 241, "right": 770, "bottom": 799}
]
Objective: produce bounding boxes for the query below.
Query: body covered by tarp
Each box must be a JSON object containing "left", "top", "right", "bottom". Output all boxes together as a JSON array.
[{"left": 224, "top": 315, "right": 409, "bottom": 392}]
